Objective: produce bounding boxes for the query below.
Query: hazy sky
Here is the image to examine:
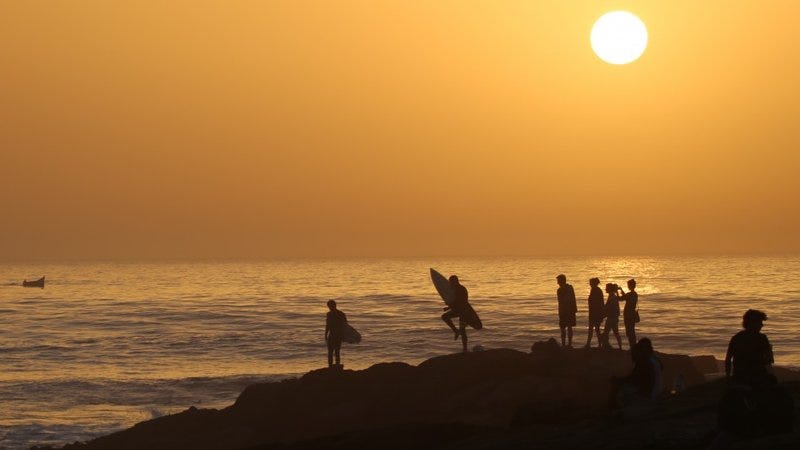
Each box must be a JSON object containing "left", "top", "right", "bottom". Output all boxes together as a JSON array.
[{"left": 1, "top": 1, "right": 799, "bottom": 260}]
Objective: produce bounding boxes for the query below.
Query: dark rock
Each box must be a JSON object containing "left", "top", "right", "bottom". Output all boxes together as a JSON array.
[{"left": 47, "top": 348, "right": 797, "bottom": 450}]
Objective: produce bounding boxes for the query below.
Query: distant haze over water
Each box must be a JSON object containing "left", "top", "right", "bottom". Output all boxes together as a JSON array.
[{"left": 1, "top": 255, "right": 799, "bottom": 448}]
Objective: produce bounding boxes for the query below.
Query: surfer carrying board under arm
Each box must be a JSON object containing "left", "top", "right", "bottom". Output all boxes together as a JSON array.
[
  {"left": 441, "top": 275, "right": 471, "bottom": 352},
  {"left": 325, "top": 300, "right": 347, "bottom": 368}
]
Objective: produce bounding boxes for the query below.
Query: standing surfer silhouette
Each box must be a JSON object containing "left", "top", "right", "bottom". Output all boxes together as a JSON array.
[
  {"left": 325, "top": 300, "right": 347, "bottom": 368},
  {"left": 441, "top": 275, "right": 470, "bottom": 352}
]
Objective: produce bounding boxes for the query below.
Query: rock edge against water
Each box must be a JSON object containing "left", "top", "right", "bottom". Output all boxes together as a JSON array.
[{"left": 38, "top": 345, "right": 800, "bottom": 450}]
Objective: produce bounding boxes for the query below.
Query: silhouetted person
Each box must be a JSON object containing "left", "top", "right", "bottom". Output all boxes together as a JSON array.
[
  {"left": 556, "top": 274, "right": 577, "bottom": 347},
  {"left": 620, "top": 278, "right": 639, "bottom": 349},
  {"left": 602, "top": 283, "right": 623, "bottom": 350},
  {"left": 611, "top": 337, "right": 663, "bottom": 408},
  {"left": 725, "top": 309, "right": 774, "bottom": 387},
  {"left": 714, "top": 309, "right": 793, "bottom": 446},
  {"left": 584, "top": 277, "right": 605, "bottom": 348},
  {"left": 325, "top": 300, "right": 347, "bottom": 367},
  {"left": 441, "top": 275, "right": 470, "bottom": 352}
]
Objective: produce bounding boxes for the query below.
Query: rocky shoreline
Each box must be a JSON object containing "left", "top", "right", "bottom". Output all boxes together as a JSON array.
[{"left": 36, "top": 345, "right": 800, "bottom": 450}]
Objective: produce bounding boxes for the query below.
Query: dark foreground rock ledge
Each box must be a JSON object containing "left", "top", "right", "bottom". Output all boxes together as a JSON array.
[{"left": 40, "top": 347, "right": 800, "bottom": 450}]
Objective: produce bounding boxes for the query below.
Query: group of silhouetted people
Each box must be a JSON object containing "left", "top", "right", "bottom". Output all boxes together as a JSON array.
[
  {"left": 556, "top": 274, "right": 639, "bottom": 350},
  {"left": 322, "top": 272, "right": 793, "bottom": 445}
]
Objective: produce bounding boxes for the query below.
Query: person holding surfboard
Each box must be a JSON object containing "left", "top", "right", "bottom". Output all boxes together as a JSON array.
[
  {"left": 430, "top": 269, "right": 482, "bottom": 352},
  {"left": 441, "top": 275, "right": 471, "bottom": 352},
  {"left": 325, "top": 300, "right": 347, "bottom": 368},
  {"left": 556, "top": 274, "right": 577, "bottom": 348}
]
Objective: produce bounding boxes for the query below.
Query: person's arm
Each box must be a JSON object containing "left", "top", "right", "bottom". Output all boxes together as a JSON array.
[
  {"left": 724, "top": 336, "right": 734, "bottom": 379},
  {"left": 325, "top": 315, "right": 330, "bottom": 341},
  {"left": 569, "top": 287, "right": 577, "bottom": 313},
  {"left": 764, "top": 335, "right": 774, "bottom": 366}
]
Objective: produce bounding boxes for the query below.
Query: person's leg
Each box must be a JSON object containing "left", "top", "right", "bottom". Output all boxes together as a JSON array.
[
  {"left": 327, "top": 339, "right": 334, "bottom": 367},
  {"left": 625, "top": 320, "right": 636, "bottom": 349},
  {"left": 567, "top": 326, "right": 573, "bottom": 347},
  {"left": 560, "top": 325, "right": 566, "bottom": 346},
  {"left": 587, "top": 320, "right": 601, "bottom": 347},
  {"left": 599, "top": 322, "right": 609, "bottom": 349},
  {"left": 334, "top": 339, "right": 341, "bottom": 365},
  {"left": 613, "top": 324, "right": 622, "bottom": 350},
  {"left": 629, "top": 323, "right": 637, "bottom": 348},
  {"left": 442, "top": 310, "right": 460, "bottom": 339},
  {"left": 459, "top": 320, "right": 468, "bottom": 352}
]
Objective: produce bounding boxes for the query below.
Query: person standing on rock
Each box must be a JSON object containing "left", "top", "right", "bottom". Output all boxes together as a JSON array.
[
  {"left": 556, "top": 274, "right": 577, "bottom": 348},
  {"left": 602, "top": 283, "right": 623, "bottom": 350},
  {"left": 585, "top": 277, "right": 605, "bottom": 348},
  {"left": 441, "top": 275, "right": 472, "bottom": 352},
  {"left": 325, "top": 300, "right": 348, "bottom": 368},
  {"left": 620, "top": 278, "right": 639, "bottom": 350}
]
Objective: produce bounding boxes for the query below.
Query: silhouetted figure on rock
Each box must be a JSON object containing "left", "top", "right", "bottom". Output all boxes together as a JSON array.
[
  {"left": 601, "top": 283, "right": 623, "bottom": 350},
  {"left": 610, "top": 337, "right": 663, "bottom": 409},
  {"left": 714, "top": 309, "right": 794, "bottom": 447},
  {"left": 584, "top": 277, "right": 605, "bottom": 348},
  {"left": 556, "top": 274, "right": 577, "bottom": 347},
  {"left": 325, "top": 300, "right": 347, "bottom": 368},
  {"left": 441, "top": 275, "right": 471, "bottom": 352},
  {"left": 725, "top": 309, "right": 774, "bottom": 386},
  {"left": 620, "top": 278, "right": 639, "bottom": 350}
]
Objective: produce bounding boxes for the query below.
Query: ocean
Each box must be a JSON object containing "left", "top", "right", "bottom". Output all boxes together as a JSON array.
[{"left": 1, "top": 256, "right": 798, "bottom": 449}]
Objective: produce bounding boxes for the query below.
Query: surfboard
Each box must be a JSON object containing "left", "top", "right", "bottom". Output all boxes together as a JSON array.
[
  {"left": 342, "top": 323, "right": 361, "bottom": 344},
  {"left": 430, "top": 268, "right": 455, "bottom": 307},
  {"left": 429, "top": 268, "right": 483, "bottom": 330}
]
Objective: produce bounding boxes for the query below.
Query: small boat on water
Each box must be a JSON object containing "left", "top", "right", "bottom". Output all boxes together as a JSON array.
[{"left": 22, "top": 276, "right": 45, "bottom": 288}]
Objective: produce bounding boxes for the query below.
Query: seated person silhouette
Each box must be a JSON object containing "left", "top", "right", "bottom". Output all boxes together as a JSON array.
[{"left": 610, "top": 338, "right": 663, "bottom": 409}]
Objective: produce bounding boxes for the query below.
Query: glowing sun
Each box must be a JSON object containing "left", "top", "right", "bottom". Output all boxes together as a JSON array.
[{"left": 591, "top": 11, "right": 648, "bottom": 65}]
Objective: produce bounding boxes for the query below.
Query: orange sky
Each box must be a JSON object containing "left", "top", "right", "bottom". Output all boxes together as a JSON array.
[{"left": 1, "top": 1, "right": 799, "bottom": 260}]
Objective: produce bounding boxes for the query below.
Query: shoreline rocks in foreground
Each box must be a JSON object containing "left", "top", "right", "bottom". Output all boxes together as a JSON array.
[{"left": 37, "top": 345, "right": 800, "bottom": 450}]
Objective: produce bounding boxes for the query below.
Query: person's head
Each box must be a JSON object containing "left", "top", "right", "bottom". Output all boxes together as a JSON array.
[
  {"left": 327, "top": 299, "right": 337, "bottom": 311},
  {"left": 449, "top": 275, "right": 459, "bottom": 286},
  {"left": 627, "top": 278, "right": 637, "bottom": 290},
  {"left": 605, "top": 283, "right": 617, "bottom": 294},
  {"left": 556, "top": 274, "right": 567, "bottom": 286},
  {"left": 742, "top": 309, "right": 767, "bottom": 332},
  {"left": 632, "top": 337, "right": 654, "bottom": 362},
  {"left": 589, "top": 277, "right": 600, "bottom": 287}
]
